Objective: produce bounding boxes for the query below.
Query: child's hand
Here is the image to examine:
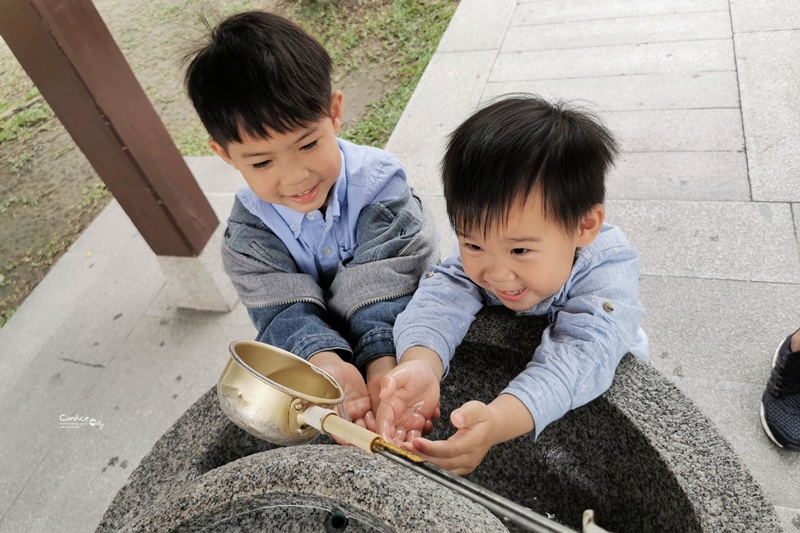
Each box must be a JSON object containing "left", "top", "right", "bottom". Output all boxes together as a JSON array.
[
  {"left": 309, "top": 351, "right": 374, "bottom": 433},
  {"left": 365, "top": 356, "right": 397, "bottom": 423},
  {"left": 407, "top": 394, "right": 535, "bottom": 475},
  {"left": 377, "top": 358, "right": 441, "bottom": 444},
  {"left": 405, "top": 400, "right": 495, "bottom": 475}
]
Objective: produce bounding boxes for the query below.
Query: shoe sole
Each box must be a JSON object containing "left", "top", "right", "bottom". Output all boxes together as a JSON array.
[{"left": 760, "top": 339, "right": 785, "bottom": 449}]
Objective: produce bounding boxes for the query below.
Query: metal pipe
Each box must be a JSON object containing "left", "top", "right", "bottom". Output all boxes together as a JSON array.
[
  {"left": 373, "top": 443, "right": 577, "bottom": 533},
  {"left": 303, "top": 406, "right": 583, "bottom": 532}
]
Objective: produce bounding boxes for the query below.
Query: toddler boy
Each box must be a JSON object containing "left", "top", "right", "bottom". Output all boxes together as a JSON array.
[
  {"left": 378, "top": 95, "right": 648, "bottom": 472},
  {"left": 184, "top": 11, "right": 438, "bottom": 429}
]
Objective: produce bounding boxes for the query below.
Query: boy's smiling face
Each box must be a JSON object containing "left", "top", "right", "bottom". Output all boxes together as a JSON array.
[
  {"left": 457, "top": 194, "right": 604, "bottom": 312},
  {"left": 210, "top": 92, "right": 344, "bottom": 213}
]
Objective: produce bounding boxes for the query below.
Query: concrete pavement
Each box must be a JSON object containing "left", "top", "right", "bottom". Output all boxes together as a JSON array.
[{"left": 1, "top": 0, "right": 799, "bottom": 531}]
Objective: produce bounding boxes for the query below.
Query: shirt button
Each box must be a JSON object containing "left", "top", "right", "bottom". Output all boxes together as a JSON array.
[
  {"left": 322, "top": 247, "right": 332, "bottom": 256},
  {"left": 290, "top": 224, "right": 297, "bottom": 232},
  {"left": 425, "top": 271, "right": 434, "bottom": 278},
  {"left": 306, "top": 212, "right": 316, "bottom": 220}
]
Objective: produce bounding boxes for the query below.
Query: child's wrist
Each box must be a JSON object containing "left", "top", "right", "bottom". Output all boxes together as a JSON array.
[
  {"left": 400, "top": 346, "right": 444, "bottom": 381},
  {"left": 365, "top": 355, "right": 396, "bottom": 381},
  {"left": 309, "top": 351, "right": 344, "bottom": 366},
  {"left": 487, "top": 394, "right": 535, "bottom": 445}
]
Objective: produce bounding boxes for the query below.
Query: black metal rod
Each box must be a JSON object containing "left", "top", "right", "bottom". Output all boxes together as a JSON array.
[{"left": 374, "top": 447, "right": 577, "bottom": 533}]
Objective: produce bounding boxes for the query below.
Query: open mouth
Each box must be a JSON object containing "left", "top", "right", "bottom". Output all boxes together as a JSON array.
[
  {"left": 495, "top": 288, "right": 528, "bottom": 302},
  {"left": 288, "top": 184, "right": 319, "bottom": 203}
]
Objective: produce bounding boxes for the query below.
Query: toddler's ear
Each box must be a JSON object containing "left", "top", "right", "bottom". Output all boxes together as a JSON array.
[
  {"left": 576, "top": 204, "right": 605, "bottom": 247},
  {"left": 209, "top": 139, "right": 235, "bottom": 167}
]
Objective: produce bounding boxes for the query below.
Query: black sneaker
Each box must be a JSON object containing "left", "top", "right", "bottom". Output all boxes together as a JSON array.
[{"left": 760, "top": 331, "right": 800, "bottom": 451}]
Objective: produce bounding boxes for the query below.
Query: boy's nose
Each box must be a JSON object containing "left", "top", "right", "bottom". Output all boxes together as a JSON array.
[
  {"left": 282, "top": 164, "right": 310, "bottom": 186},
  {"left": 485, "top": 263, "right": 514, "bottom": 283}
]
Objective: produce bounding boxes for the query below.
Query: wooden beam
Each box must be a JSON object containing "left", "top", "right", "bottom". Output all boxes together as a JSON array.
[{"left": 0, "top": 0, "right": 218, "bottom": 256}]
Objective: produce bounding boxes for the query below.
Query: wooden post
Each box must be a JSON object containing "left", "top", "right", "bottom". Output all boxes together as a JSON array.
[{"left": 0, "top": 0, "right": 218, "bottom": 257}]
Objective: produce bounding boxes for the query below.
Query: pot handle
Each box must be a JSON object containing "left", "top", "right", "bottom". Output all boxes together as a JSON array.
[{"left": 303, "top": 405, "right": 380, "bottom": 452}]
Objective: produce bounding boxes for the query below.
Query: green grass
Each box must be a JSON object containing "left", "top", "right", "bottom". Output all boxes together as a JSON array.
[
  {"left": 79, "top": 183, "right": 109, "bottom": 209},
  {"left": 0, "top": 101, "right": 52, "bottom": 144},
  {"left": 176, "top": 0, "right": 457, "bottom": 154},
  {"left": 174, "top": 124, "right": 214, "bottom": 156},
  {"left": 0, "top": 308, "right": 14, "bottom": 329},
  {"left": 9, "top": 148, "right": 37, "bottom": 174},
  {"left": 297, "top": 0, "right": 458, "bottom": 148},
  {"left": 0, "top": 96, "right": 51, "bottom": 175}
]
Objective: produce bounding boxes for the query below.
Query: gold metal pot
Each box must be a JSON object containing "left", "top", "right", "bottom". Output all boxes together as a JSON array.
[{"left": 217, "top": 340, "right": 346, "bottom": 446}]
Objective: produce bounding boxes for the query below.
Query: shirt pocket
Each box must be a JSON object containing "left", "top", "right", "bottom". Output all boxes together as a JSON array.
[
  {"left": 238, "top": 229, "right": 298, "bottom": 273},
  {"left": 351, "top": 198, "right": 422, "bottom": 265}
]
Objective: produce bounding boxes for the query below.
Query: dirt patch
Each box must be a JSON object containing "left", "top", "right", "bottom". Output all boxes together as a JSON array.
[
  {"left": 0, "top": 0, "right": 448, "bottom": 325},
  {"left": 337, "top": 63, "right": 397, "bottom": 130}
]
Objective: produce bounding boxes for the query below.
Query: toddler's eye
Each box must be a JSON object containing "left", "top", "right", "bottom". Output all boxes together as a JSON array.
[
  {"left": 301, "top": 140, "right": 318, "bottom": 151},
  {"left": 253, "top": 159, "right": 272, "bottom": 169},
  {"left": 511, "top": 248, "right": 529, "bottom": 255},
  {"left": 465, "top": 243, "right": 482, "bottom": 251}
]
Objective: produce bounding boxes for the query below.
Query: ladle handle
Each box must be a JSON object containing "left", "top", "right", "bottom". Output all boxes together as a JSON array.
[
  {"left": 302, "top": 407, "right": 609, "bottom": 532},
  {"left": 303, "top": 405, "right": 380, "bottom": 452}
]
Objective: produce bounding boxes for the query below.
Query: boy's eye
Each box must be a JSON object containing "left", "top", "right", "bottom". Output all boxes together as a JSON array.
[
  {"left": 511, "top": 248, "right": 529, "bottom": 255},
  {"left": 464, "top": 243, "right": 482, "bottom": 251},
  {"left": 252, "top": 159, "right": 272, "bottom": 169},
  {"left": 300, "top": 140, "right": 318, "bottom": 151}
]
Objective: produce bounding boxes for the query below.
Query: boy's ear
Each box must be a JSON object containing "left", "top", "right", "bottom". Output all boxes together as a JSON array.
[
  {"left": 330, "top": 90, "right": 344, "bottom": 135},
  {"left": 576, "top": 204, "right": 605, "bottom": 247},
  {"left": 209, "top": 139, "right": 235, "bottom": 167}
]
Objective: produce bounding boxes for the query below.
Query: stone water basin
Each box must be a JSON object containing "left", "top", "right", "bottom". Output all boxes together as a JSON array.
[{"left": 97, "top": 308, "right": 781, "bottom": 532}]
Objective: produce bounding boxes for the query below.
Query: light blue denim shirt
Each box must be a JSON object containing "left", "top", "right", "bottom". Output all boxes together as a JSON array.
[
  {"left": 394, "top": 224, "right": 649, "bottom": 439},
  {"left": 236, "top": 138, "right": 408, "bottom": 287},
  {"left": 226, "top": 138, "right": 438, "bottom": 366}
]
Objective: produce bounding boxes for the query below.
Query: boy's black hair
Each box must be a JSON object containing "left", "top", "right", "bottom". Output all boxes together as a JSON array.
[
  {"left": 184, "top": 11, "right": 333, "bottom": 147},
  {"left": 442, "top": 95, "right": 617, "bottom": 236}
]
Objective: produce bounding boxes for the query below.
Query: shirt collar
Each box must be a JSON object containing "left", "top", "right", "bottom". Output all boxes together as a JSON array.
[{"left": 519, "top": 291, "right": 561, "bottom": 315}]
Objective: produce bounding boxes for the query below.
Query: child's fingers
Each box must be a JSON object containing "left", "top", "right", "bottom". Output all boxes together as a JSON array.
[
  {"left": 399, "top": 440, "right": 418, "bottom": 453},
  {"left": 411, "top": 436, "right": 460, "bottom": 458},
  {"left": 410, "top": 437, "right": 478, "bottom": 475},
  {"left": 344, "top": 395, "right": 372, "bottom": 424},
  {"left": 392, "top": 426, "right": 407, "bottom": 444},
  {"left": 407, "top": 438, "right": 463, "bottom": 468},
  {"left": 379, "top": 375, "right": 397, "bottom": 399},
  {"left": 451, "top": 400, "right": 488, "bottom": 429},
  {"left": 376, "top": 401, "right": 398, "bottom": 442},
  {"left": 363, "top": 410, "right": 376, "bottom": 432}
]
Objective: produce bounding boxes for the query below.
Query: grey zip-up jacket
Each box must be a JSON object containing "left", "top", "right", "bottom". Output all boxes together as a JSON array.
[{"left": 222, "top": 187, "right": 438, "bottom": 369}]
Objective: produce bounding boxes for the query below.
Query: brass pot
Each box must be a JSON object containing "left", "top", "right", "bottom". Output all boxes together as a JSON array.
[{"left": 217, "top": 340, "right": 345, "bottom": 446}]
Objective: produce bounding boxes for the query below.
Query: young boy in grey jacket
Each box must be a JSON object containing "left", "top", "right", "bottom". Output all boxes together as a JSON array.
[
  {"left": 184, "top": 11, "right": 438, "bottom": 430},
  {"left": 377, "top": 96, "right": 648, "bottom": 473}
]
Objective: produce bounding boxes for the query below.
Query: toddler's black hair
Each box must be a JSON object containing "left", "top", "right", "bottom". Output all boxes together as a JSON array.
[
  {"left": 442, "top": 95, "right": 617, "bottom": 236},
  {"left": 184, "top": 11, "right": 332, "bottom": 147}
]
